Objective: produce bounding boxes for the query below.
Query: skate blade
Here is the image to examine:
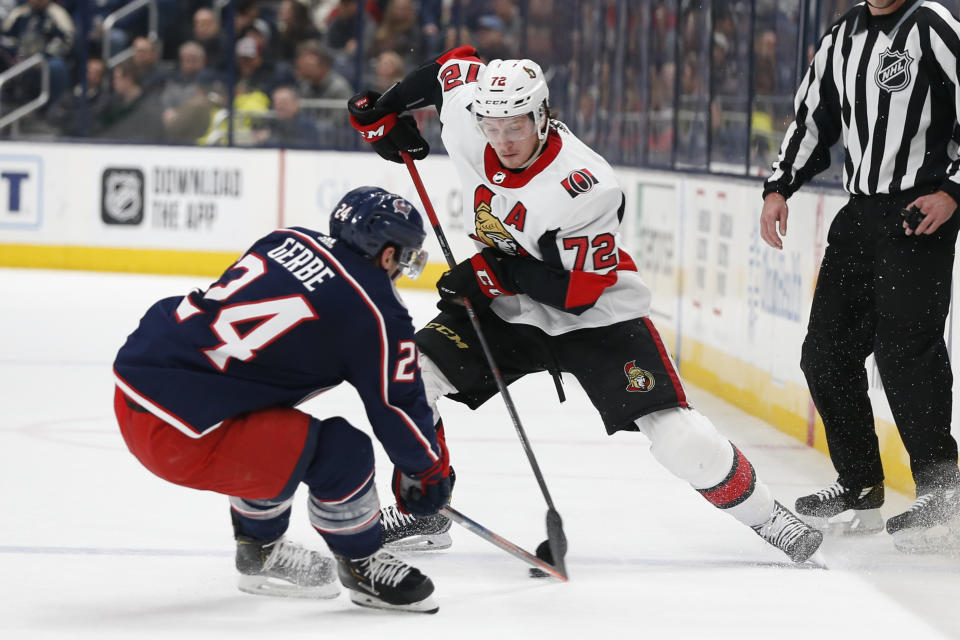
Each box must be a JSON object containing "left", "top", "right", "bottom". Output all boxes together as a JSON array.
[
  {"left": 383, "top": 532, "right": 452, "bottom": 552},
  {"left": 237, "top": 574, "right": 341, "bottom": 599},
  {"left": 891, "top": 516, "right": 960, "bottom": 555},
  {"left": 348, "top": 590, "right": 439, "bottom": 614},
  {"left": 801, "top": 508, "right": 884, "bottom": 536}
]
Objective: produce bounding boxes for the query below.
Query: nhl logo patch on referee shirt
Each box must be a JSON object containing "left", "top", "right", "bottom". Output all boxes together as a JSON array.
[{"left": 875, "top": 48, "right": 913, "bottom": 92}]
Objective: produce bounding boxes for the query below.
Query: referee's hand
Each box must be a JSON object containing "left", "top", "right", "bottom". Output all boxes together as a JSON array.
[
  {"left": 903, "top": 191, "right": 957, "bottom": 236},
  {"left": 760, "top": 193, "right": 789, "bottom": 250}
]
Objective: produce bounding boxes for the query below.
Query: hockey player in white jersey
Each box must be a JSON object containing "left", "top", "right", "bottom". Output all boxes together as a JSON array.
[{"left": 348, "top": 46, "right": 823, "bottom": 563}]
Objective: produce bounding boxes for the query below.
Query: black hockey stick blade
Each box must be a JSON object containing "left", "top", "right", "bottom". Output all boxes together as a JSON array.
[
  {"left": 546, "top": 507, "right": 568, "bottom": 576},
  {"left": 441, "top": 506, "right": 568, "bottom": 582}
]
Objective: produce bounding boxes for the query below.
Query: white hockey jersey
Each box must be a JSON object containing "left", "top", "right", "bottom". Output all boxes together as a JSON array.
[{"left": 435, "top": 52, "right": 652, "bottom": 336}]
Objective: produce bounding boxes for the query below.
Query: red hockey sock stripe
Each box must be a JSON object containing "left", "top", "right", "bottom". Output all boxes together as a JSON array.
[{"left": 697, "top": 445, "right": 757, "bottom": 509}]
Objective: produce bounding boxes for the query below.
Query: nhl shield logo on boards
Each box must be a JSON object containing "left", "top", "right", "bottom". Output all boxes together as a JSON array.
[
  {"left": 101, "top": 167, "right": 144, "bottom": 225},
  {"left": 624, "top": 360, "right": 655, "bottom": 392},
  {"left": 875, "top": 48, "right": 913, "bottom": 92}
]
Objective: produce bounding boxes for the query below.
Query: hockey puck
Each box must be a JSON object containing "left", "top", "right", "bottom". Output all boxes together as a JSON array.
[{"left": 528, "top": 539, "right": 554, "bottom": 578}]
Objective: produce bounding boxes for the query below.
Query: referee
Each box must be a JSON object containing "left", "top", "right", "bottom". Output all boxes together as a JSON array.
[{"left": 760, "top": 0, "right": 960, "bottom": 550}]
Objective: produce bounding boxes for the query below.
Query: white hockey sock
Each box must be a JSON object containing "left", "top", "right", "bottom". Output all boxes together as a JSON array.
[{"left": 635, "top": 407, "right": 774, "bottom": 527}]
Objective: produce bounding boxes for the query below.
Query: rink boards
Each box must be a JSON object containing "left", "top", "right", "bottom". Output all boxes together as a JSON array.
[{"left": 0, "top": 141, "right": 948, "bottom": 495}]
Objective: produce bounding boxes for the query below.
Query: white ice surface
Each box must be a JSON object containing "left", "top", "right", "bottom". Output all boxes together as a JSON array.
[{"left": 1, "top": 268, "right": 959, "bottom": 640}]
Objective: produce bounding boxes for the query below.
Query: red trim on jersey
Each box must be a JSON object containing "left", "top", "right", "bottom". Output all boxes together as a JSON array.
[
  {"left": 436, "top": 46, "right": 481, "bottom": 65},
  {"left": 698, "top": 447, "right": 755, "bottom": 507},
  {"left": 483, "top": 129, "right": 563, "bottom": 188},
  {"left": 281, "top": 229, "right": 439, "bottom": 464},
  {"left": 616, "top": 249, "right": 638, "bottom": 272},
  {"left": 565, "top": 270, "right": 618, "bottom": 309},
  {"left": 641, "top": 317, "right": 688, "bottom": 407}
]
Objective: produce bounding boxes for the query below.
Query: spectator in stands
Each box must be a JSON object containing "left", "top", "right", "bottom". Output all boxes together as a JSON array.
[
  {"left": 95, "top": 59, "right": 165, "bottom": 142},
  {"left": 131, "top": 36, "right": 170, "bottom": 96},
  {"left": 325, "top": 0, "right": 374, "bottom": 55},
  {"left": 236, "top": 35, "right": 277, "bottom": 95},
  {"left": 754, "top": 29, "right": 793, "bottom": 98},
  {"left": 489, "top": 0, "right": 521, "bottom": 43},
  {"left": 276, "top": 0, "right": 320, "bottom": 60},
  {"left": 0, "top": 0, "right": 74, "bottom": 105},
  {"left": 464, "top": 0, "right": 518, "bottom": 58},
  {"left": 192, "top": 7, "right": 226, "bottom": 70},
  {"left": 470, "top": 13, "right": 513, "bottom": 61},
  {"left": 370, "top": 0, "right": 421, "bottom": 64},
  {"left": 69, "top": 0, "right": 128, "bottom": 62},
  {"left": 235, "top": 0, "right": 277, "bottom": 61},
  {"left": 254, "top": 85, "right": 320, "bottom": 148},
  {"left": 647, "top": 60, "right": 675, "bottom": 162},
  {"left": 47, "top": 55, "right": 108, "bottom": 137},
  {"left": 162, "top": 84, "right": 217, "bottom": 144},
  {"left": 160, "top": 40, "right": 218, "bottom": 112},
  {"left": 294, "top": 40, "right": 353, "bottom": 100},
  {"left": 418, "top": 0, "right": 443, "bottom": 54},
  {"left": 0, "top": 0, "right": 15, "bottom": 24},
  {"left": 369, "top": 49, "right": 405, "bottom": 93}
]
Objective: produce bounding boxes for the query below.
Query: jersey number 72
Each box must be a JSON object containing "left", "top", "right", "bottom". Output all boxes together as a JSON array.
[{"left": 562, "top": 234, "right": 617, "bottom": 271}]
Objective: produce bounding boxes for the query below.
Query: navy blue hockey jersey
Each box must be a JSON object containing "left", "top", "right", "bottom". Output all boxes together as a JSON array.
[{"left": 113, "top": 227, "right": 440, "bottom": 475}]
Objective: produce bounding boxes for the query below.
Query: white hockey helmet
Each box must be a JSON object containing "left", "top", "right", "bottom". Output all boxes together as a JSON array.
[{"left": 473, "top": 59, "right": 550, "bottom": 141}]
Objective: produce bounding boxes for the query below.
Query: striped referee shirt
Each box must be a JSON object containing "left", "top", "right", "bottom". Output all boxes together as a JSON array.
[{"left": 763, "top": 0, "right": 960, "bottom": 203}]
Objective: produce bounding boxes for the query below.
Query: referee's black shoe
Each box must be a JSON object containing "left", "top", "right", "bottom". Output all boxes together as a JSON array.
[{"left": 795, "top": 480, "right": 884, "bottom": 535}]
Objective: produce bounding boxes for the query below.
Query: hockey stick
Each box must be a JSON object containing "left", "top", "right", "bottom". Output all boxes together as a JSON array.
[
  {"left": 440, "top": 506, "right": 567, "bottom": 581},
  {"left": 400, "top": 152, "right": 568, "bottom": 578}
]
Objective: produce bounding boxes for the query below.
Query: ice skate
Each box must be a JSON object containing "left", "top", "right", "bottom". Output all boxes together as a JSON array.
[
  {"left": 752, "top": 501, "right": 824, "bottom": 563},
  {"left": 381, "top": 467, "right": 454, "bottom": 551},
  {"left": 336, "top": 549, "right": 438, "bottom": 613},
  {"left": 795, "top": 481, "right": 884, "bottom": 535},
  {"left": 381, "top": 503, "right": 452, "bottom": 551},
  {"left": 887, "top": 487, "right": 960, "bottom": 554},
  {"left": 235, "top": 536, "right": 340, "bottom": 599}
]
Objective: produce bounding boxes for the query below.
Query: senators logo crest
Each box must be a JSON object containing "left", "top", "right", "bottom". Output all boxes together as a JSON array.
[
  {"left": 473, "top": 185, "right": 520, "bottom": 254},
  {"left": 561, "top": 168, "right": 599, "bottom": 198},
  {"left": 624, "top": 360, "right": 655, "bottom": 392}
]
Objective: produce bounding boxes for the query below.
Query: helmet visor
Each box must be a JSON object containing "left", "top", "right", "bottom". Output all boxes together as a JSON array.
[
  {"left": 398, "top": 246, "right": 428, "bottom": 280},
  {"left": 476, "top": 114, "right": 537, "bottom": 143}
]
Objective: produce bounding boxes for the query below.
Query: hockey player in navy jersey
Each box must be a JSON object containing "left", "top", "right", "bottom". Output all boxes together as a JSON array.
[
  {"left": 347, "top": 47, "right": 824, "bottom": 564},
  {"left": 113, "top": 187, "right": 451, "bottom": 614}
]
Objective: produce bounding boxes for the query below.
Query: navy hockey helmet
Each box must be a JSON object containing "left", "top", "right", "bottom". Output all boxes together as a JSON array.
[{"left": 330, "top": 186, "right": 429, "bottom": 279}]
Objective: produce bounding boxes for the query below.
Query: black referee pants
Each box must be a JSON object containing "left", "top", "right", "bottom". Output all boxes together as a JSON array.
[{"left": 800, "top": 187, "right": 960, "bottom": 493}]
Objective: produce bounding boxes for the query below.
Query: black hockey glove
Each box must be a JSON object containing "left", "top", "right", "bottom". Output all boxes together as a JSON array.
[
  {"left": 392, "top": 425, "right": 451, "bottom": 516},
  {"left": 437, "top": 248, "right": 518, "bottom": 309},
  {"left": 347, "top": 90, "right": 429, "bottom": 164}
]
